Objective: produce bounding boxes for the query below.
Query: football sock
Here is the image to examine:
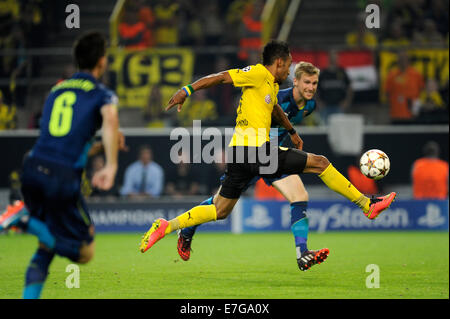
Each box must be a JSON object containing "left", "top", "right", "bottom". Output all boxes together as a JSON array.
[
  {"left": 181, "top": 196, "right": 213, "bottom": 238},
  {"left": 23, "top": 248, "right": 55, "bottom": 299},
  {"left": 26, "top": 217, "right": 56, "bottom": 249},
  {"left": 166, "top": 204, "right": 217, "bottom": 234},
  {"left": 27, "top": 217, "right": 80, "bottom": 261},
  {"left": 290, "top": 201, "right": 309, "bottom": 258},
  {"left": 319, "top": 163, "right": 370, "bottom": 213}
]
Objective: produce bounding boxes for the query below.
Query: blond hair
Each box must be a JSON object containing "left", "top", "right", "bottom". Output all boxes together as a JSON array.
[{"left": 294, "top": 61, "right": 320, "bottom": 80}]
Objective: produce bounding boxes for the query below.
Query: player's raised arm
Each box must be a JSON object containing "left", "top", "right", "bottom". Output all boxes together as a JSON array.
[
  {"left": 91, "top": 104, "right": 119, "bottom": 190},
  {"left": 272, "top": 103, "right": 303, "bottom": 150},
  {"left": 166, "top": 71, "right": 233, "bottom": 112}
]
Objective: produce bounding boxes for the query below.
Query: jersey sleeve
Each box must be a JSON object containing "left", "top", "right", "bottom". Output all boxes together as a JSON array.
[
  {"left": 228, "top": 65, "right": 265, "bottom": 88},
  {"left": 101, "top": 89, "right": 119, "bottom": 107},
  {"left": 305, "top": 100, "right": 317, "bottom": 117}
]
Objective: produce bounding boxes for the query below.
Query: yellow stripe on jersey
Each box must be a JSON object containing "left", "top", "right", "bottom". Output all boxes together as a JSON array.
[{"left": 227, "top": 64, "right": 279, "bottom": 147}]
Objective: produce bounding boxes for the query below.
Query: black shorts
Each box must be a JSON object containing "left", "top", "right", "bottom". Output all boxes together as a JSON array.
[{"left": 219, "top": 142, "right": 308, "bottom": 199}]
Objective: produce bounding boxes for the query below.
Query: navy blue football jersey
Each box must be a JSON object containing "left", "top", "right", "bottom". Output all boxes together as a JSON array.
[
  {"left": 32, "top": 72, "right": 118, "bottom": 169},
  {"left": 269, "top": 87, "right": 316, "bottom": 144}
]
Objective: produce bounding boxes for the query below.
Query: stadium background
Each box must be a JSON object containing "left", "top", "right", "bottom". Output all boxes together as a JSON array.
[{"left": 0, "top": 0, "right": 448, "bottom": 300}]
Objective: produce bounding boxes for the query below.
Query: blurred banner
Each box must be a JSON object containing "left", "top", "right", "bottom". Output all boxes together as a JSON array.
[
  {"left": 86, "top": 199, "right": 448, "bottom": 233},
  {"left": 379, "top": 48, "right": 449, "bottom": 102},
  {"left": 88, "top": 200, "right": 230, "bottom": 232},
  {"left": 234, "top": 199, "right": 449, "bottom": 233},
  {"left": 327, "top": 114, "right": 364, "bottom": 155},
  {"left": 107, "top": 48, "right": 194, "bottom": 108},
  {"left": 291, "top": 50, "right": 377, "bottom": 91}
]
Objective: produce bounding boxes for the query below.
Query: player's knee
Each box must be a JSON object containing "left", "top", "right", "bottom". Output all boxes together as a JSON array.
[
  {"left": 77, "top": 252, "right": 94, "bottom": 264},
  {"left": 318, "top": 155, "right": 330, "bottom": 170},
  {"left": 77, "top": 254, "right": 93, "bottom": 264},
  {"left": 38, "top": 242, "right": 53, "bottom": 252},
  {"left": 286, "top": 188, "right": 308, "bottom": 203},
  {"left": 300, "top": 189, "right": 309, "bottom": 202},
  {"left": 77, "top": 242, "right": 95, "bottom": 264},
  {"left": 215, "top": 206, "right": 232, "bottom": 220},
  {"left": 310, "top": 154, "right": 330, "bottom": 173}
]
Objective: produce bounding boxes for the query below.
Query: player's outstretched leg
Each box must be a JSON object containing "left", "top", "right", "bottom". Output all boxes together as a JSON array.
[
  {"left": 177, "top": 196, "right": 213, "bottom": 261},
  {"left": 23, "top": 247, "right": 55, "bottom": 299},
  {"left": 1, "top": 201, "right": 86, "bottom": 262},
  {"left": 290, "top": 202, "right": 310, "bottom": 254},
  {"left": 290, "top": 201, "right": 331, "bottom": 271},
  {"left": 140, "top": 203, "right": 217, "bottom": 253},
  {"left": 304, "top": 154, "right": 396, "bottom": 218},
  {"left": 272, "top": 175, "right": 329, "bottom": 271},
  {"left": 1, "top": 201, "right": 88, "bottom": 298}
]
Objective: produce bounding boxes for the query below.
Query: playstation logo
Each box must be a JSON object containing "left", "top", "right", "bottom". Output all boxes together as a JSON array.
[{"left": 418, "top": 204, "right": 446, "bottom": 228}]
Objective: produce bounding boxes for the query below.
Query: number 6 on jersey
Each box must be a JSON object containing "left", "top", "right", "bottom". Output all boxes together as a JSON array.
[{"left": 49, "top": 91, "right": 76, "bottom": 137}]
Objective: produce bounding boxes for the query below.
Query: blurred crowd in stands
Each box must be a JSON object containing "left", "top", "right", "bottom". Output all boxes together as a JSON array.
[
  {"left": 0, "top": 0, "right": 63, "bottom": 96},
  {"left": 0, "top": 0, "right": 64, "bottom": 128},
  {"left": 117, "top": 0, "right": 263, "bottom": 53},
  {"left": 7, "top": 138, "right": 447, "bottom": 202},
  {"left": 350, "top": 0, "right": 448, "bottom": 49},
  {"left": 0, "top": 0, "right": 448, "bottom": 131}
]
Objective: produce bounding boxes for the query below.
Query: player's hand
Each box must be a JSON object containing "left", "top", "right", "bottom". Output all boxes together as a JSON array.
[
  {"left": 290, "top": 133, "right": 303, "bottom": 150},
  {"left": 165, "top": 89, "right": 187, "bottom": 112},
  {"left": 118, "top": 130, "right": 129, "bottom": 152},
  {"left": 91, "top": 164, "right": 117, "bottom": 191}
]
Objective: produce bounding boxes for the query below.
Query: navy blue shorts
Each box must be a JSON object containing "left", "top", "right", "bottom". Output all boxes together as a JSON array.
[{"left": 20, "top": 155, "right": 94, "bottom": 250}]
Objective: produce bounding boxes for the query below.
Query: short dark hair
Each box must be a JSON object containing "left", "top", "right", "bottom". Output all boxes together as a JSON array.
[
  {"left": 262, "top": 40, "right": 290, "bottom": 66},
  {"left": 423, "top": 141, "right": 440, "bottom": 158},
  {"left": 73, "top": 31, "right": 107, "bottom": 70},
  {"left": 139, "top": 144, "right": 152, "bottom": 153}
]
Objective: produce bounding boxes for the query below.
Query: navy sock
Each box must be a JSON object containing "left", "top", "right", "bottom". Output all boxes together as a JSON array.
[
  {"left": 290, "top": 201, "right": 309, "bottom": 258},
  {"left": 23, "top": 248, "right": 55, "bottom": 299},
  {"left": 26, "top": 217, "right": 55, "bottom": 249},
  {"left": 181, "top": 196, "right": 213, "bottom": 238},
  {"left": 26, "top": 217, "right": 80, "bottom": 261},
  {"left": 9, "top": 207, "right": 55, "bottom": 250}
]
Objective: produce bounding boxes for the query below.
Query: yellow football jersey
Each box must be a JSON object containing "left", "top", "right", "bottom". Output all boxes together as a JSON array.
[{"left": 228, "top": 64, "right": 279, "bottom": 147}]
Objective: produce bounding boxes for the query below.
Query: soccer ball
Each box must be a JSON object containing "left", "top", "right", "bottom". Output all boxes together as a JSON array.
[{"left": 359, "top": 149, "right": 390, "bottom": 180}]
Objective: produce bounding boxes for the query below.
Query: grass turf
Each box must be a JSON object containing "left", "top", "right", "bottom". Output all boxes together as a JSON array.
[{"left": 0, "top": 231, "right": 448, "bottom": 299}]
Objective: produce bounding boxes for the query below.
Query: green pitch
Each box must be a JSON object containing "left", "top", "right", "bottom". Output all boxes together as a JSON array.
[{"left": 0, "top": 231, "right": 448, "bottom": 299}]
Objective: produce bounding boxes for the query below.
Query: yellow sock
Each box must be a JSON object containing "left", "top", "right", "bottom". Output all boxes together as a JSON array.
[
  {"left": 165, "top": 204, "right": 217, "bottom": 234},
  {"left": 319, "top": 164, "right": 370, "bottom": 213}
]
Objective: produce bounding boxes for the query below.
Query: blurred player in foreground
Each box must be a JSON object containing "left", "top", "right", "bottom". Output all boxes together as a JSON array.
[
  {"left": 0, "top": 32, "right": 120, "bottom": 299},
  {"left": 140, "top": 40, "right": 397, "bottom": 266},
  {"left": 178, "top": 62, "right": 329, "bottom": 271}
]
